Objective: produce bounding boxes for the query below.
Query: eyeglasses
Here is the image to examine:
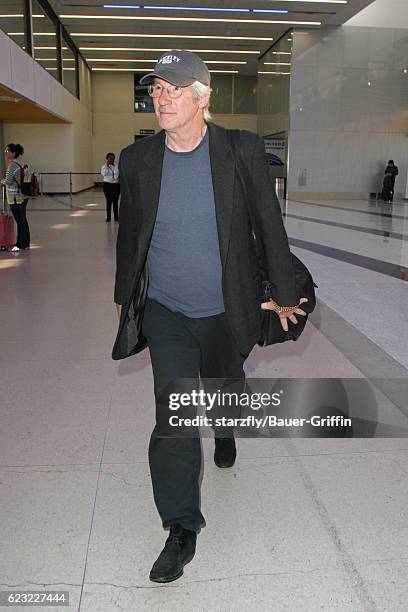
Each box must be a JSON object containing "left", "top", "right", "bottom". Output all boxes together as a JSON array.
[{"left": 147, "top": 83, "right": 184, "bottom": 99}]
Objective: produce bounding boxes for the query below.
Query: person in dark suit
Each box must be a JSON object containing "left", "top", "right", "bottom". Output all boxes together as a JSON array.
[
  {"left": 384, "top": 160, "right": 398, "bottom": 201},
  {"left": 114, "top": 50, "right": 307, "bottom": 584}
]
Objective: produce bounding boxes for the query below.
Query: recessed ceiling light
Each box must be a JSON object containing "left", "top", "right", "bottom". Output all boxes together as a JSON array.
[
  {"left": 61, "top": 14, "right": 321, "bottom": 26},
  {"left": 253, "top": 9, "right": 288, "bottom": 13},
  {"left": 144, "top": 5, "right": 251, "bottom": 12},
  {"left": 92, "top": 67, "right": 239, "bottom": 73},
  {"left": 35, "top": 57, "right": 75, "bottom": 61},
  {"left": 71, "top": 32, "right": 273, "bottom": 41},
  {"left": 103, "top": 4, "right": 288, "bottom": 11},
  {"left": 80, "top": 47, "right": 260, "bottom": 54},
  {"left": 0, "top": 14, "right": 44, "bottom": 17},
  {"left": 87, "top": 58, "right": 246, "bottom": 64},
  {"left": 92, "top": 67, "right": 152, "bottom": 71}
]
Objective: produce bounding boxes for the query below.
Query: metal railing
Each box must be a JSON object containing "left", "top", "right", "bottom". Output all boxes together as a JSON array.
[
  {"left": 37, "top": 172, "right": 104, "bottom": 208},
  {"left": 33, "top": 172, "right": 288, "bottom": 209}
]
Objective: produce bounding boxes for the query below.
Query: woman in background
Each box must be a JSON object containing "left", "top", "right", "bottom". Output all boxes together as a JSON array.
[
  {"left": 101, "top": 152, "right": 120, "bottom": 222},
  {"left": 1, "top": 143, "right": 30, "bottom": 251}
]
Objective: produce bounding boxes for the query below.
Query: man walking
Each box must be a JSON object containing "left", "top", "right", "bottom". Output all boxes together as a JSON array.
[{"left": 114, "top": 50, "right": 307, "bottom": 583}]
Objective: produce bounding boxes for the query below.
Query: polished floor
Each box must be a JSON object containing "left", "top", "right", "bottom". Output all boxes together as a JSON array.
[{"left": 1, "top": 190, "right": 408, "bottom": 612}]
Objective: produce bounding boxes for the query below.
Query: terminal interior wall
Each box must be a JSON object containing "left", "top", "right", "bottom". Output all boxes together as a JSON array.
[
  {"left": 2, "top": 45, "right": 94, "bottom": 194},
  {"left": 288, "top": 26, "right": 408, "bottom": 199},
  {"left": 92, "top": 73, "right": 257, "bottom": 168}
]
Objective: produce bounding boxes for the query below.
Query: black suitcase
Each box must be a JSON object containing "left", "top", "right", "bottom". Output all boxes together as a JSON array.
[{"left": 382, "top": 175, "right": 394, "bottom": 201}]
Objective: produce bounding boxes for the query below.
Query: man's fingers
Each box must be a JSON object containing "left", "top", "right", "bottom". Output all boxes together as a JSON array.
[
  {"left": 280, "top": 317, "right": 288, "bottom": 331},
  {"left": 294, "top": 308, "right": 307, "bottom": 316}
]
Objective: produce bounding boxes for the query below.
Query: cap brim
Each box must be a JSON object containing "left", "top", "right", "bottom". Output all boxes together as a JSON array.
[{"left": 139, "top": 70, "right": 196, "bottom": 87}]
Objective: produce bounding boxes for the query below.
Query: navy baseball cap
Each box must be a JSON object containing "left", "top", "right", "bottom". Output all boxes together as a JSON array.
[{"left": 139, "top": 50, "right": 210, "bottom": 87}]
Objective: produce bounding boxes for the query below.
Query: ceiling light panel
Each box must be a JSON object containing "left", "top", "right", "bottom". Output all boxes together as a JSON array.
[
  {"left": 79, "top": 47, "right": 260, "bottom": 54},
  {"left": 60, "top": 14, "right": 321, "bottom": 26},
  {"left": 86, "top": 58, "right": 246, "bottom": 64},
  {"left": 70, "top": 33, "right": 273, "bottom": 41}
]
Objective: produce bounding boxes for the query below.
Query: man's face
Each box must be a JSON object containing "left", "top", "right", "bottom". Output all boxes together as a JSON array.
[
  {"left": 152, "top": 77, "right": 208, "bottom": 133},
  {"left": 107, "top": 155, "right": 115, "bottom": 165}
]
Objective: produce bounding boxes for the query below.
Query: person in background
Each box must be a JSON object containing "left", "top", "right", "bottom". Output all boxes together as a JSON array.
[
  {"left": 1, "top": 143, "right": 30, "bottom": 251},
  {"left": 385, "top": 160, "right": 398, "bottom": 188},
  {"left": 101, "top": 152, "right": 120, "bottom": 222}
]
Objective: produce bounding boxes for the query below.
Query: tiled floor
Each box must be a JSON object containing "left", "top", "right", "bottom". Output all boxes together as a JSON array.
[{"left": 1, "top": 191, "right": 408, "bottom": 612}]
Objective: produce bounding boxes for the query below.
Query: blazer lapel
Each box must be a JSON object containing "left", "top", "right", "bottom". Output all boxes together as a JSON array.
[
  {"left": 208, "top": 123, "right": 235, "bottom": 269},
  {"left": 137, "top": 131, "right": 166, "bottom": 248}
]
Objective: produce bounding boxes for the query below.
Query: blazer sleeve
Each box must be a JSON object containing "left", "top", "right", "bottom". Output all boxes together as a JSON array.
[
  {"left": 114, "top": 150, "right": 137, "bottom": 305},
  {"left": 250, "top": 135, "right": 299, "bottom": 307}
]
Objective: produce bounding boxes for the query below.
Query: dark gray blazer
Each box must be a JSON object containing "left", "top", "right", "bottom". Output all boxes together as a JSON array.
[{"left": 114, "top": 122, "right": 298, "bottom": 356}]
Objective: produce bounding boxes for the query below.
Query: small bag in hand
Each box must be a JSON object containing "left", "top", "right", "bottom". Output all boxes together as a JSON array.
[{"left": 260, "top": 253, "right": 317, "bottom": 345}]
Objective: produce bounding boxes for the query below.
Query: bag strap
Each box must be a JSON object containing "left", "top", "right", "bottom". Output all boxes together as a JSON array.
[{"left": 11, "top": 161, "right": 24, "bottom": 190}]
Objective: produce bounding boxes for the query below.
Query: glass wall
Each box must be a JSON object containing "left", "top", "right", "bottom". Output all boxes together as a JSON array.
[
  {"left": 257, "top": 33, "right": 293, "bottom": 176},
  {"left": 0, "top": 0, "right": 81, "bottom": 99},
  {"left": 234, "top": 76, "right": 257, "bottom": 114},
  {"left": 134, "top": 74, "right": 154, "bottom": 112},
  {"left": 133, "top": 73, "right": 257, "bottom": 115},
  {"left": 62, "top": 35, "right": 78, "bottom": 98},
  {"left": 0, "top": 0, "right": 26, "bottom": 53},
  {"left": 210, "top": 75, "right": 233, "bottom": 114},
  {"left": 32, "top": 0, "right": 58, "bottom": 77}
]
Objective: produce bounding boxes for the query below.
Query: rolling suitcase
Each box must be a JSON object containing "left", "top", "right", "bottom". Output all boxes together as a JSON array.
[
  {"left": 0, "top": 184, "right": 15, "bottom": 250},
  {"left": 382, "top": 174, "right": 394, "bottom": 202}
]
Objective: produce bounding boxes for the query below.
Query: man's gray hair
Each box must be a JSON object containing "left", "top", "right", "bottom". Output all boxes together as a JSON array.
[{"left": 192, "top": 80, "right": 212, "bottom": 122}]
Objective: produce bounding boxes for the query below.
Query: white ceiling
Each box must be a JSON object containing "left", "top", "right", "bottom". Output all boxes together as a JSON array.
[
  {"left": 347, "top": 0, "right": 408, "bottom": 28},
  {"left": 1, "top": 0, "right": 377, "bottom": 74}
]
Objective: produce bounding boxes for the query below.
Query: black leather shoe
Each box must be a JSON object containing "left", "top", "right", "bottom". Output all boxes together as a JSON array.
[
  {"left": 149, "top": 524, "right": 197, "bottom": 583},
  {"left": 214, "top": 437, "right": 236, "bottom": 468}
]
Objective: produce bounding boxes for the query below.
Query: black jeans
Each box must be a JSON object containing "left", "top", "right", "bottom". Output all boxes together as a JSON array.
[
  {"left": 10, "top": 198, "right": 30, "bottom": 249},
  {"left": 142, "top": 298, "right": 247, "bottom": 532},
  {"left": 103, "top": 183, "right": 120, "bottom": 220}
]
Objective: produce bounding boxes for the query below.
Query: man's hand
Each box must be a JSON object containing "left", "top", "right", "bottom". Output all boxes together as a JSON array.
[
  {"left": 116, "top": 303, "right": 122, "bottom": 319},
  {"left": 261, "top": 297, "right": 308, "bottom": 332}
]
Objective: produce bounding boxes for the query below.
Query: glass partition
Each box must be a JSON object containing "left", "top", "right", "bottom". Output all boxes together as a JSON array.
[
  {"left": 210, "top": 75, "right": 233, "bottom": 114},
  {"left": 62, "top": 35, "right": 78, "bottom": 98},
  {"left": 233, "top": 76, "right": 257, "bottom": 114},
  {"left": 134, "top": 74, "right": 154, "bottom": 112},
  {"left": 32, "top": 0, "right": 58, "bottom": 77},
  {"left": 0, "top": 0, "right": 26, "bottom": 53},
  {"left": 257, "top": 33, "right": 293, "bottom": 177}
]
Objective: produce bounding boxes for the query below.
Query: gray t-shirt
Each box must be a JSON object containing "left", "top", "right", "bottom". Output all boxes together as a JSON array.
[{"left": 147, "top": 130, "right": 224, "bottom": 317}]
